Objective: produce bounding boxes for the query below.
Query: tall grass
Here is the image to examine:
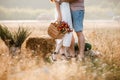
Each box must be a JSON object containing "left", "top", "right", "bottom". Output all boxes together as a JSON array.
[
  {"left": 13, "top": 27, "right": 31, "bottom": 47},
  {"left": 0, "top": 21, "right": 120, "bottom": 80},
  {"left": 0, "top": 25, "right": 31, "bottom": 55},
  {"left": 0, "top": 25, "right": 14, "bottom": 47}
]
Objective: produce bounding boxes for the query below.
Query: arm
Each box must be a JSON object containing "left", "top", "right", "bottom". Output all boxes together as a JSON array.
[{"left": 55, "top": 1, "right": 62, "bottom": 21}]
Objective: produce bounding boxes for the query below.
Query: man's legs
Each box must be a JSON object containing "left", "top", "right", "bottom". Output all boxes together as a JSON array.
[
  {"left": 71, "top": 10, "right": 85, "bottom": 60},
  {"left": 76, "top": 31, "right": 85, "bottom": 60}
]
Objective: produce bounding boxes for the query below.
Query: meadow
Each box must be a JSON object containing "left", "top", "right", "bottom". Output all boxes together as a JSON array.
[{"left": 0, "top": 20, "right": 120, "bottom": 80}]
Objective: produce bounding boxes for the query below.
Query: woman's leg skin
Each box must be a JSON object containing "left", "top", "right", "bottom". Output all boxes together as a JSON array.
[
  {"left": 68, "top": 35, "right": 75, "bottom": 57},
  {"left": 54, "top": 39, "right": 63, "bottom": 53},
  {"left": 51, "top": 39, "right": 63, "bottom": 61}
]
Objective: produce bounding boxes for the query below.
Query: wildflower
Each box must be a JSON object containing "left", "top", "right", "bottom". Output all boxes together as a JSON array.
[{"left": 52, "top": 21, "right": 73, "bottom": 34}]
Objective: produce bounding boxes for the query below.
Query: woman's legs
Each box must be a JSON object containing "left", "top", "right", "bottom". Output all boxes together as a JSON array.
[
  {"left": 51, "top": 39, "right": 63, "bottom": 61},
  {"left": 52, "top": 34, "right": 75, "bottom": 61},
  {"left": 68, "top": 35, "right": 75, "bottom": 57},
  {"left": 62, "top": 32, "right": 75, "bottom": 58},
  {"left": 54, "top": 39, "right": 63, "bottom": 53}
]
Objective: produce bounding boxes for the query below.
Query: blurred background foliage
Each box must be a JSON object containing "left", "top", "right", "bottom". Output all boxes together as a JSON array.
[{"left": 0, "top": 0, "right": 120, "bottom": 20}]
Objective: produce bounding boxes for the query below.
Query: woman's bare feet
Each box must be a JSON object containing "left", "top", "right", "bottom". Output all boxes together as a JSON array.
[
  {"left": 51, "top": 52, "right": 58, "bottom": 61},
  {"left": 68, "top": 48, "right": 76, "bottom": 58}
]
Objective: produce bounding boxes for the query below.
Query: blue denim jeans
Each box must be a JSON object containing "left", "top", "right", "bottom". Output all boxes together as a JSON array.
[{"left": 71, "top": 10, "right": 84, "bottom": 32}]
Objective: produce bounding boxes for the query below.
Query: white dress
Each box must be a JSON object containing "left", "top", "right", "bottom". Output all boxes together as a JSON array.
[{"left": 55, "top": 2, "right": 73, "bottom": 47}]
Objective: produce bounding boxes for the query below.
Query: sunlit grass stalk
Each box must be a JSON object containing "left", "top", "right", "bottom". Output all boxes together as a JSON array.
[
  {"left": 13, "top": 26, "right": 31, "bottom": 47},
  {"left": 0, "top": 25, "right": 14, "bottom": 47},
  {"left": 0, "top": 24, "right": 31, "bottom": 55}
]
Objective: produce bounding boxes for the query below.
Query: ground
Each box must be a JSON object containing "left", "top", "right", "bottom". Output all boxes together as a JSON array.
[{"left": 0, "top": 20, "right": 120, "bottom": 80}]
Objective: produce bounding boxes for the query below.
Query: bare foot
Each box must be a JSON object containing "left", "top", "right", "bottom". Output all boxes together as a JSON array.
[
  {"left": 76, "top": 53, "right": 85, "bottom": 61},
  {"left": 68, "top": 48, "right": 75, "bottom": 58},
  {"left": 51, "top": 52, "right": 57, "bottom": 61}
]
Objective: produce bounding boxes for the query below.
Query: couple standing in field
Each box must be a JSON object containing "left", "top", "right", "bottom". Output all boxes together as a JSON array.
[{"left": 50, "top": 0, "right": 85, "bottom": 61}]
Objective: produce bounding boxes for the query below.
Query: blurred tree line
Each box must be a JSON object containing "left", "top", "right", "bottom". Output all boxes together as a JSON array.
[
  {"left": 0, "top": 6, "right": 54, "bottom": 20},
  {"left": 85, "top": 0, "right": 120, "bottom": 20},
  {"left": 0, "top": 0, "right": 120, "bottom": 20}
]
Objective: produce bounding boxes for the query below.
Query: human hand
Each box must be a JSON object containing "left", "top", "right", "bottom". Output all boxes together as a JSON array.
[{"left": 57, "top": 16, "right": 62, "bottom": 22}]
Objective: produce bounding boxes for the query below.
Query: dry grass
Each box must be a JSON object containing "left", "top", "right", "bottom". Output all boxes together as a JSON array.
[{"left": 0, "top": 21, "right": 120, "bottom": 80}]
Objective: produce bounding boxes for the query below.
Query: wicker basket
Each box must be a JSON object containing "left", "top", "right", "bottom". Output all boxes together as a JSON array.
[{"left": 48, "top": 23, "right": 65, "bottom": 39}]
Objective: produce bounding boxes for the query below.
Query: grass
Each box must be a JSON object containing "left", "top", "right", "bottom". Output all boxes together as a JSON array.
[
  {"left": 13, "top": 26, "right": 31, "bottom": 47},
  {"left": 0, "top": 24, "right": 31, "bottom": 55},
  {"left": 0, "top": 21, "right": 120, "bottom": 80},
  {"left": 0, "top": 25, "right": 14, "bottom": 47}
]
